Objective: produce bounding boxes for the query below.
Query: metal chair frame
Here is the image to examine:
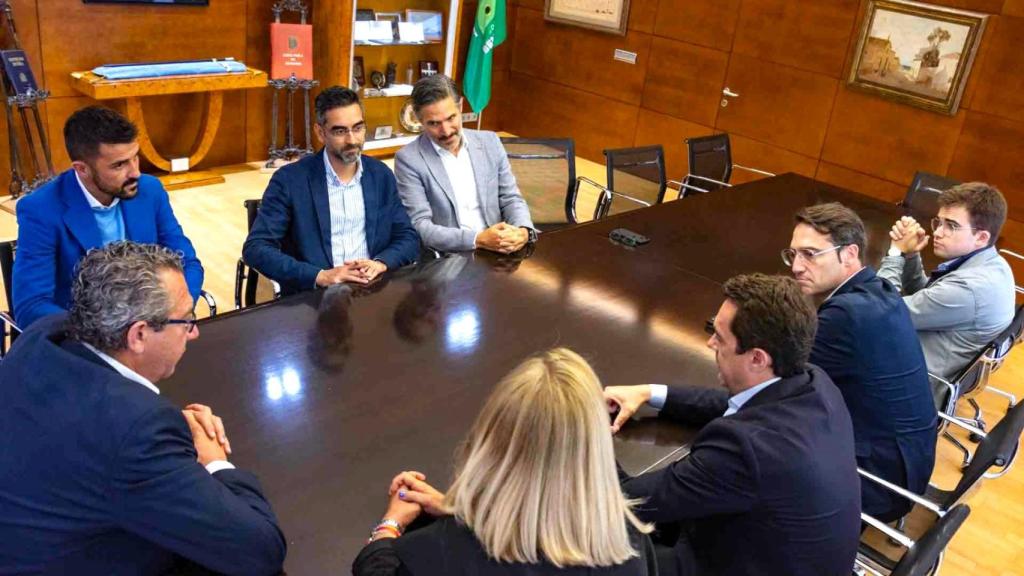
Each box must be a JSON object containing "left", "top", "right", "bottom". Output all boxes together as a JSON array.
[
  {"left": 500, "top": 137, "right": 577, "bottom": 229},
  {"left": 574, "top": 176, "right": 652, "bottom": 221},
  {"left": 676, "top": 134, "right": 775, "bottom": 198},
  {"left": 235, "top": 199, "right": 281, "bottom": 309},
  {"left": 853, "top": 504, "right": 970, "bottom": 576},
  {"left": 603, "top": 145, "right": 668, "bottom": 208}
]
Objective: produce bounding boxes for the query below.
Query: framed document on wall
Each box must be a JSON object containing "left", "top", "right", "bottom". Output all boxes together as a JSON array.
[{"left": 544, "top": 0, "right": 630, "bottom": 35}]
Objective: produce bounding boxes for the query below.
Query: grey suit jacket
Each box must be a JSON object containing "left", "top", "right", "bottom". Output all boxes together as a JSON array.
[
  {"left": 394, "top": 129, "right": 533, "bottom": 253},
  {"left": 878, "top": 246, "right": 1015, "bottom": 403}
]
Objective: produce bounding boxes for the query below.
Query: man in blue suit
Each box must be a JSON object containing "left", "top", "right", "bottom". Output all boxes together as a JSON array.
[
  {"left": 605, "top": 274, "right": 861, "bottom": 576},
  {"left": 243, "top": 86, "right": 419, "bottom": 296},
  {"left": 786, "top": 203, "right": 937, "bottom": 522},
  {"left": 12, "top": 106, "right": 204, "bottom": 328},
  {"left": 0, "top": 241, "right": 285, "bottom": 575}
]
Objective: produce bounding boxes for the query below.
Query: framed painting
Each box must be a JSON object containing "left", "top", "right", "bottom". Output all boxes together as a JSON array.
[
  {"left": 544, "top": 0, "right": 630, "bottom": 36},
  {"left": 848, "top": 0, "right": 987, "bottom": 115}
]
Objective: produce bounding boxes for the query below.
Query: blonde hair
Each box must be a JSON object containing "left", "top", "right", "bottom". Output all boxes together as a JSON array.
[{"left": 444, "top": 348, "right": 651, "bottom": 567}]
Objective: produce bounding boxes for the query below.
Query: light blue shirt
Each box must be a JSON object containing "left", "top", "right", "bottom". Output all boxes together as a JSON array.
[
  {"left": 324, "top": 152, "right": 369, "bottom": 267},
  {"left": 76, "top": 172, "right": 125, "bottom": 246},
  {"left": 649, "top": 377, "right": 782, "bottom": 417}
]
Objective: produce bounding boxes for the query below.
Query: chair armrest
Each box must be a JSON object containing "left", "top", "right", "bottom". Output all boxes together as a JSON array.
[
  {"left": 668, "top": 179, "right": 712, "bottom": 196},
  {"left": 860, "top": 511, "right": 915, "bottom": 549},
  {"left": 199, "top": 290, "right": 218, "bottom": 317},
  {"left": 0, "top": 311, "right": 21, "bottom": 334},
  {"left": 929, "top": 371, "right": 960, "bottom": 415},
  {"left": 938, "top": 411, "right": 988, "bottom": 440},
  {"left": 857, "top": 468, "right": 944, "bottom": 515},
  {"left": 1000, "top": 249, "right": 1024, "bottom": 261},
  {"left": 685, "top": 173, "right": 732, "bottom": 188},
  {"left": 732, "top": 164, "right": 775, "bottom": 177}
]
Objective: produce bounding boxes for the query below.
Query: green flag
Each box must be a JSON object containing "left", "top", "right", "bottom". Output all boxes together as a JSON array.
[{"left": 463, "top": 0, "right": 506, "bottom": 113}]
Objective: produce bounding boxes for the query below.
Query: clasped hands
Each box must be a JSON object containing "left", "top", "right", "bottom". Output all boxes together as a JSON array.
[
  {"left": 889, "top": 216, "right": 930, "bottom": 255},
  {"left": 378, "top": 471, "right": 447, "bottom": 535},
  {"left": 316, "top": 259, "right": 387, "bottom": 287},
  {"left": 476, "top": 222, "right": 530, "bottom": 254},
  {"left": 181, "top": 403, "right": 231, "bottom": 466}
]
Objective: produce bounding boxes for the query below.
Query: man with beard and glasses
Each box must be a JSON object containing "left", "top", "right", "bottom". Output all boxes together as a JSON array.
[
  {"left": 13, "top": 106, "right": 204, "bottom": 328},
  {"left": 394, "top": 74, "right": 535, "bottom": 255},
  {"left": 243, "top": 86, "right": 419, "bottom": 295}
]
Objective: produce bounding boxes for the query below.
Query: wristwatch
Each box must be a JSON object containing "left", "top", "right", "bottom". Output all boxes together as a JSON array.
[
  {"left": 522, "top": 227, "right": 538, "bottom": 243},
  {"left": 887, "top": 246, "right": 902, "bottom": 257}
]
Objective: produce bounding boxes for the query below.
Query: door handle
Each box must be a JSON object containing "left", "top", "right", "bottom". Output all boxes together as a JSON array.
[{"left": 721, "top": 87, "right": 739, "bottom": 107}]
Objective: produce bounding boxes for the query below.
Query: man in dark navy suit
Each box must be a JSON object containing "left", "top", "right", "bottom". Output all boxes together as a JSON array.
[
  {"left": 243, "top": 86, "right": 419, "bottom": 296},
  {"left": 605, "top": 274, "right": 861, "bottom": 576},
  {"left": 0, "top": 241, "right": 286, "bottom": 575},
  {"left": 787, "top": 202, "right": 937, "bottom": 522}
]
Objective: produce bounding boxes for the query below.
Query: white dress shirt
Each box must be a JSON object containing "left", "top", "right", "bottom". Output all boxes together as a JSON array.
[
  {"left": 430, "top": 133, "right": 487, "bottom": 235},
  {"left": 324, "top": 153, "right": 370, "bottom": 266},
  {"left": 82, "top": 342, "right": 234, "bottom": 474},
  {"left": 648, "top": 377, "right": 782, "bottom": 417}
]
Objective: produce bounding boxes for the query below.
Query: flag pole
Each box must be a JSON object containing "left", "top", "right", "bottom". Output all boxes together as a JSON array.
[{"left": 477, "top": 109, "right": 484, "bottom": 129}]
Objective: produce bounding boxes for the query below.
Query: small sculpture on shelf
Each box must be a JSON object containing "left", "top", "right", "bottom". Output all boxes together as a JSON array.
[
  {"left": 370, "top": 70, "right": 385, "bottom": 90},
  {"left": 385, "top": 62, "right": 397, "bottom": 88}
]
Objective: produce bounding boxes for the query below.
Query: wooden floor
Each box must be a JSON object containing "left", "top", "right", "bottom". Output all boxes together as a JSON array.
[{"left": 0, "top": 160, "right": 1020, "bottom": 573}]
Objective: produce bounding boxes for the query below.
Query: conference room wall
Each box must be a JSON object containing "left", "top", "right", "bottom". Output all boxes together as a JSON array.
[
  {"left": 490, "top": 0, "right": 1024, "bottom": 244},
  {"left": 0, "top": 0, "right": 304, "bottom": 182}
]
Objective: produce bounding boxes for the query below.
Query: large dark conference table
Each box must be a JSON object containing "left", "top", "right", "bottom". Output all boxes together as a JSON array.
[{"left": 164, "top": 173, "right": 917, "bottom": 574}]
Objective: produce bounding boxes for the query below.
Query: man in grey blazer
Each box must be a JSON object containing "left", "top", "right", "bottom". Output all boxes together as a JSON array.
[
  {"left": 878, "top": 182, "right": 1015, "bottom": 407},
  {"left": 394, "top": 75, "right": 535, "bottom": 254}
]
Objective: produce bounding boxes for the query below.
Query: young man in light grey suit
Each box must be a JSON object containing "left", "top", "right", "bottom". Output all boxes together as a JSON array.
[
  {"left": 394, "top": 74, "right": 535, "bottom": 254},
  {"left": 879, "top": 182, "right": 1015, "bottom": 407}
]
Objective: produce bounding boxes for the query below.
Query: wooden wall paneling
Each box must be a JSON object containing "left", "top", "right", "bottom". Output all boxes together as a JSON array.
[
  {"left": 948, "top": 111, "right": 1024, "bottom": 221},
  {"left": 38, "top": 0, "right": 248, "bottom": 99},
  {"left": 967, "top": 16, "right": 1024, "bottom": 123},
  {"left": 956, "top": 13, "right": 998, "bottom": 111},
  {"left": 1005, "top": 0, "right": 1024, "bottom": 17},
  {"left": 727, "top": 133, "right": 819, "bottom": 185},
  {"left": 820, "top": 88, "right": 966, "bottom": 186},
  {"left": 715, "top": 53, "right": 838, "bottom": 158},
  {"left": 815, "top": 161, "right": 907, "bottom": 205},
  {"left": 503, "top": 72, "right": 638, "bottom": 162},
  {"left": 313, "top": 0, "right": 351, "bottom": 92},
  {"left": 732, "top": 0, "right": 860, "bottom": 78},
  {"left": 652, "top": 0, "right": 741, "bottom": 53},
  {"left": 43, "top": 96, "right": 91, "bottom": 170},
  {"left": 632, "top": 108, "right": 714, "bottom": 182},
  {"left": 627, "top": 0, "right": 658, "bottom": 34},
  {"left": 245, "top": 0, "right": 285, "bottom": 163},
  {"left": 641, "top": 37, "right": 728, "bottom": 127},
  {"left": 510, "top": 9, "right": 651, "bottom": 106}
]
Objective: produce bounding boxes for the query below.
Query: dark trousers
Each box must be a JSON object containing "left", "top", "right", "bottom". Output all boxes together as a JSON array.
[{"left": 651, "top": 522, "right": 702, "bottom": 576}]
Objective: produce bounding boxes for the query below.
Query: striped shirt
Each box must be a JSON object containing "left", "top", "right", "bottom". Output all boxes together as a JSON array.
[{"left": 324, "top": 152, "right": 369, "bottom": 266}]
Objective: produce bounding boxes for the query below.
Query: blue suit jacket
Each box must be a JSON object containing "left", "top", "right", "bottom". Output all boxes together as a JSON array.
[
  {"left": 12, "top": 170, "right": 204, "bottom": 328},
  {"left": 811, "top": 267, "right": 937, "bottom": 521},
  {"left": 0, "top": 314, "right": 286, "bottom": 575},
  {"left": 622, "top": 367, "right": 861, "bottom": 576},
  {"left": 242, "top": 151, "right": 420, "bottom": 296}
]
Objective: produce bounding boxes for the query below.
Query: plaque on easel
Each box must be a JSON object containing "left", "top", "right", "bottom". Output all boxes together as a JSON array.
[{"left": 265, "top": 0, "right": 319, "bottom": 169}]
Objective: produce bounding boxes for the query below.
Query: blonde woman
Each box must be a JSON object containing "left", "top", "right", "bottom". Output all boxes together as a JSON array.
[{"left": 352, "top": 348, "right": 656, "bottom": 576}]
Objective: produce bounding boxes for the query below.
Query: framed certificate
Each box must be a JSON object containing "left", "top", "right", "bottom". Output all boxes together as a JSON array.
[{"left": 544, "top": 0, "right": 630, "bottom": 35}]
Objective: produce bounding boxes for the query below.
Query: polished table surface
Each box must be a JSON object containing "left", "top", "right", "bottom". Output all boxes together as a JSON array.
[{"left": 163, "top": 173, "right": 916, "bottom": 574}]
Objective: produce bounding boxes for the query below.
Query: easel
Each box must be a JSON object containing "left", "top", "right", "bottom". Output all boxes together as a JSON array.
[
  {"left": 266, "top": 0, "right": 318, "bottom": 169},
  {"left": 0, "top": 1, "right": 53, "bottom": 199}
]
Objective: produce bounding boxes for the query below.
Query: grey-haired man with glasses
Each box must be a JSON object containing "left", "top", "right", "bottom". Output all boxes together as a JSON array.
[
  {"left": 0, "top": 241, "right": 286, "bottom": 575},
  {"left": 785, "top": 202, "right": 936, "bottom": 523},
  {"left": 878, "top": 182, "right": 1015, "bottom": 406}
]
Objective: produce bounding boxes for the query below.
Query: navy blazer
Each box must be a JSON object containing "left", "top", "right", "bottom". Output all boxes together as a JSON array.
[
  {"left": 0, "top": 315, "right": 286, "bottom": 575},
  {"left": 622, "top": 367, "right": 861, "bottom": 576},
  {"left": 242, "top": 151, "right": 420, "bottom": 295},
  {"left": 811, "top": 267, "right": 937, "bottom": 520},
  {"left": 12, "top": 169, "right": 204, "bottom": 328}
]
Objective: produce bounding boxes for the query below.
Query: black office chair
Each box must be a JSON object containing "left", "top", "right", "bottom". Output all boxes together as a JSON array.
[
  {"left": 235, "top": 199, "right": 281, "bottom": 309},
  {"left": 931, "top": 304, "right": 1024, "bottom": 466},
  {"left": 677, "top": 134, "right": 775, "bottom": 198},
  {"left": 899, "top": 172, "right": 959, "bottom": 221},
  {"left": 602, "top": 145, "right": 667, "bottom": 216},
  {"left": 0, "top": 239, "right": 20, "bottom": 356},
  {"left": 854, "top": 504, "right": 970, "bottom": 576},
  {"left": 500, "top": 137, "right": 578, "bottom": 232}
]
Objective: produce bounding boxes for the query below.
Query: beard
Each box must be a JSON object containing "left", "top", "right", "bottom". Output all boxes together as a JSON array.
[
  {"left": 331, "top": 143, "right": 362, "bottom": 165},
  {"left": 94, "top": 173, "right": 139, "bottom": 200}
]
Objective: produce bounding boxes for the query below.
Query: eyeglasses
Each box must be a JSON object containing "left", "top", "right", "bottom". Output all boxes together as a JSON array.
[
  {"left": 162, "top": 310, "right": 198, "bottom": 334},
  {"left": 931, "top": 217, "right": 974, "bottom": 234},
  {"left": 780, "top": 245, "right": 844, "bottom": 267},
  {"left": 328, "top": 123, "right": 367, "bottom": 138}
]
